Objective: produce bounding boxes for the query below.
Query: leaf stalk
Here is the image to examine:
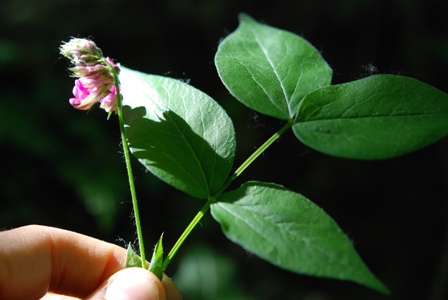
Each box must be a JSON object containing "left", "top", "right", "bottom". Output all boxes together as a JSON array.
[{"left": 163, "top": 120, "right": 293, "bottom": 270}]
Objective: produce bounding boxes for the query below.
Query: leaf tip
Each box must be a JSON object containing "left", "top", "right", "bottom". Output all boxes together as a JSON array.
[
  {"left": 372, "top": 280, "right": 391, "bottom": 295},
  {"left": 148, "top": 233, "right": 164, "bottom": 280},
  {"left": 238, "top": 13, "right": 255, "bottom": 24},
  {"left": 125, "top": 242, "right": 142, "bottom": 268}
]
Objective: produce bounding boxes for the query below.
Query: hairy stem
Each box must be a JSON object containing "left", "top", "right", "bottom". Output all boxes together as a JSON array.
[
  {"left": 110, "top": 63, "right": 146, "bottom": 268},
  {"left": 162, "top": 199, "right": 212, "bottom": 270},
  {"left": 214, "top": 120, "right": 294, "bottom": 198},
  {"left": 163, "top": 120, "right": 293, "bottom": 270}
]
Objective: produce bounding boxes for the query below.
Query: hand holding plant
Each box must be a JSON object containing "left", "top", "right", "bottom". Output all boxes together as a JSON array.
[{"left": 60, "top": 14, "right": 448, "bottom": 296}]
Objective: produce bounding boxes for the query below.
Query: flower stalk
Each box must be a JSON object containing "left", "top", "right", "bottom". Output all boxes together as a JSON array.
[
  {"left": 108, "top": 63, "right": 146, "bottom": 268},
  {"left": 61, "top": 38, "right": 146, "bottom": 268}
]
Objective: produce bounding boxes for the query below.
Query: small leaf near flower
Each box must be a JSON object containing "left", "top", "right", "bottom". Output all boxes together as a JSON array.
[
  {"left": 125, "top": 243, "right": 142, "bottom": 268},
  {"left": 148, "top": 233, "right": 164, "bottom": 280}
]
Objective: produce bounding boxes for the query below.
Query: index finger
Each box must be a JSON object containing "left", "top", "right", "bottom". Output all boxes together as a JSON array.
[{"left": 0, "top": 225, "right": 127, "bottom": 299}]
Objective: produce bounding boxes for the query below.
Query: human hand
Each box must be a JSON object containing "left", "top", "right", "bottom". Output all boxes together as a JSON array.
[{"left": 0, "top": 225, "right": 182, "bottom": 300}]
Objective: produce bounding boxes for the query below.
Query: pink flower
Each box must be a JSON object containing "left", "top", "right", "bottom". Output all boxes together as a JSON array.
[
  {"left": 100, "top": 85, "right": 119, "bottom": 113},
  {"left": 70, "top": 57, "right": 119, "bottom": 79},
  {"left": 70, "top": 64, "right": 107, "bottom": 78},
  {"left": 69, "top": 77, "right": 117, "bottom": 111},
  {"left": 61, "top": 38, "right": 120, "bottom": 114}
]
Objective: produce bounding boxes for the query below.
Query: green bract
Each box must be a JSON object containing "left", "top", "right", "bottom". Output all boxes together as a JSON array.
[
  {"left": 125, "top": 243, "right": 142, "bottom": 268},
  {"left": 149, "top": 234, "right": 164, "bottom": 280}
]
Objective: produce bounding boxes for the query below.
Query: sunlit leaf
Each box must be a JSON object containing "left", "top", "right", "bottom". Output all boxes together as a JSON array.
[
  {"left": 294, "top": 75, "right": 448, "bottom": 159},
  {"left": 119, "top": 66, "right": 236, "bottom": 198},
  {"left": 215, "top": 14, "right": 332, "bottom": 120},
  {"left": 211, "top": 181, "right": 389, "bottom": 294}
]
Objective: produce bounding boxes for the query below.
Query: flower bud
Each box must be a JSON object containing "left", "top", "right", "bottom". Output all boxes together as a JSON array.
[{"left": 60, "top": 38, "right": 103, "bottom": 65}]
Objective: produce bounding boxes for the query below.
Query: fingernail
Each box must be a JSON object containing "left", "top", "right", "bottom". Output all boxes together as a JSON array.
[{"left": 104, "top": 268, "right": 160, "bottom": 300}]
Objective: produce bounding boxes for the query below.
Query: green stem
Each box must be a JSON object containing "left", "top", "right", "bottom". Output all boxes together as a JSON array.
[
  {"left": 110, "top": 64, "right": 146, "bottom": 268},
  {"left": 162, "top": 199, "right": 212, "bottom": 270},
  {"left": 162, "top": 120, "right": 293, "bottom": 270},
  {"left": 214, "top": 120, "right": 294, "bottom": 198}
]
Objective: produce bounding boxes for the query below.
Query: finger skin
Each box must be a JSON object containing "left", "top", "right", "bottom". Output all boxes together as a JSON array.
[
  {"left": 162, "top": 274, "right": 182, "bottom": 300},
  {"left": 0, "top": 225, "right": 181, "bottom": 300},
  {"left": 0, "top": 225, "right": 126, "bottom": 299}
]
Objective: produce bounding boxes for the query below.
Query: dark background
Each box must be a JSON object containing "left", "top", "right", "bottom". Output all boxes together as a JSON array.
[{"left": 1, "top": 0, "right": 448, "bottom": 299}]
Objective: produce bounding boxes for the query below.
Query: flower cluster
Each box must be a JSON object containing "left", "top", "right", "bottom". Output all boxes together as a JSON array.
[{"left": 60, "top": 38, "right": 120, "bottom": 113}]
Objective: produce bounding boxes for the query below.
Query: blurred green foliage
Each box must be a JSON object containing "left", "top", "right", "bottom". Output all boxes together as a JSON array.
[{"left": 1, "top": 0, "right": 447, "bottom": 299}]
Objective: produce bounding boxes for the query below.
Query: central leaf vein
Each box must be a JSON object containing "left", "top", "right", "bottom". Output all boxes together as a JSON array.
[
  {"left": 251, "top": 32, "right": 290, "bottom": 116},
  {"left": 166, "top": 106, "right": 210, "bottom": 197}
]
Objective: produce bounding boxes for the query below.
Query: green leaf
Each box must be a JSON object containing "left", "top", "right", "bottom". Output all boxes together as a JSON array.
[
  {"left": 126, "top": 243, "right": 142, "bottom": 268},
  {"left": 293, "top": 74, "right": 448, "bottom": 159},
  {"left": 211, "top": 181, "right": 389, "bottom": 294},
  {"left": 149, "top": 233, "right": 164, "bottom": 280},
  {"left": 215, "top": 14, "right": 332, "bottom": 120},
  {"left": 119, "top": 66, "right": 236, "bottom": 198}
]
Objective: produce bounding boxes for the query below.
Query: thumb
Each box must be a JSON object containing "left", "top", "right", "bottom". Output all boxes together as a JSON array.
[{"left": 87, "top": 267, "right": 166, "bottom": 300}]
